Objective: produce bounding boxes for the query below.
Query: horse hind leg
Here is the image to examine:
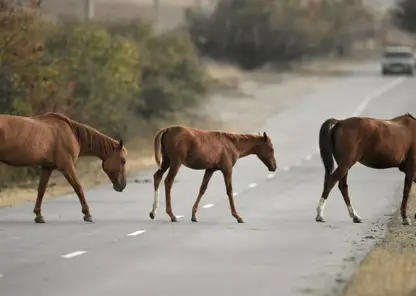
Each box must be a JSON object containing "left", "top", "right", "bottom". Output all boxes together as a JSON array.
[
  {"left": 338, "top": 172, "right": 362, "bottom": 223},
  {"left": 149, "top": 156, "right": 170, "bottom": 220},
  {"left": 33, "top": 168, "right": 53, "bottom": 223},
  {"left": 316, "top": 164, "right": 350, "bottom": 223}
]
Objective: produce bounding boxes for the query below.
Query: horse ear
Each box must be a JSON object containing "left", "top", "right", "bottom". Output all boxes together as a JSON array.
[
  {"left": 263, "top": 132, "right": 268, "bottom": 141},
  {"left": 119, "top": 139, "right": 124, "bottom": 149}
]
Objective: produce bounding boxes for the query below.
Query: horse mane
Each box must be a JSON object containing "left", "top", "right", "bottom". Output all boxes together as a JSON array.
[
  {"left": 218, "top": 131, "right": 262, "bottom": 142},
  {"left": 40, "top": 112, "right": 118, "bottom": 156},
  {"left": 405, "top": 113, "right": 416, "bottom": 121}
]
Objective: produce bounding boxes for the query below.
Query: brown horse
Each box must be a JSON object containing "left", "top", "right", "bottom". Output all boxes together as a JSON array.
[
  {"left": 149, "top": 125, "right": 277, "bottom": 223},
  {"left": 316, "top": 113, "right": 416, "bottom": 226},
  {"left": 0, "top": 112, "right": 128, "bottom": 223}
]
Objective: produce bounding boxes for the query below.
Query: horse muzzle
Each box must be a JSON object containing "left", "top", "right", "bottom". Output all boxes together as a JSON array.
[{"left": 113, "top": 180, "right": 126, "bottom": 192}]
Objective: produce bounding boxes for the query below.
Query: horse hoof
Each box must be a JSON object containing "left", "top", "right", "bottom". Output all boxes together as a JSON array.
[
  {"left": 83, "top": 215, "right": 94, "bottom": 223},
  {"left": 353, "top": 216, "right": 363, "bottom": 223},
  {"left": 191, "top": 217, "right": 198, "bottom": 222},
  {"left": 34, "top": 216, "right": 45, "bottom": 223},
  {"left": 403, "top": 217, "right": 412, "bottom": 226},
  {"left": 237, "top": 218, "right": 245, "bottom": 223},
  {"left": 149, "top": 212, "right": 155, "bottom": 220},
  {"left": 315, "top": 216, "right": 326, "bottom": 223},
  {"left": 171, "top": 217, "right": 178, "bottom": 222}
]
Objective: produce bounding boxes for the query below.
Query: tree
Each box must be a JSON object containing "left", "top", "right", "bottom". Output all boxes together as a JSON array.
[{"left": 390, "top": 0, "right": 416, "bottom": 33}]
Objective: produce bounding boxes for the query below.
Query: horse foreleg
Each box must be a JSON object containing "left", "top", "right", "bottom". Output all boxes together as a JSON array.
[
  {"left": 164, "top": 163, "right": 181, "bottom": 222},
  {"left": 33, "top": 168, "right": 53, "bottom": 223},
  {"left": 221, "top": 168, "right": 243, "bottom": 223},
  {"left": 316, "top": 165, "right": 349, "bottom": 223},
  {"left": 338, "top": 172, "right": 362, "bottom": 223},
  {"left": 191, "top": 169, "right": 214, "bottom": 222},
  {"left": 149, "top": 158, "right": 170, "bottom": 220},
  {"left": 401, "top": 172, "right": 414, "bottom": 225},
  {"left": 61, "top": 164, "right": 93, "bottom": 223}
]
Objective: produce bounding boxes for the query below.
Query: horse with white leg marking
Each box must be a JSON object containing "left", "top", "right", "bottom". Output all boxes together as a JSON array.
[
  {"left": 316, "top": 113, "right": 416, "bottom": 225},
  {"left": 0, "top": 112, "right": 128, "bottom": 223},
  {"left": 149, "top": 125, "right": 277, "bottom": 223}
]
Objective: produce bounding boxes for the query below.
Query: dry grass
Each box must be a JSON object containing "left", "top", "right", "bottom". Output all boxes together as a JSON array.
[{"left": 343, "top": 189, "right": 416, "bottom": 296}]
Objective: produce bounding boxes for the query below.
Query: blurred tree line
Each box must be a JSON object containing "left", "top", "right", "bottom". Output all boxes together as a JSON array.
[
  {"left": 390, "top": 0, "right": 416, "bottom": 33},
  {"left": 185, "top": 0, "right": 377, "bottom": 69},
  {"left": 0, "top": 2, "right": 207, "bottom": 185}
]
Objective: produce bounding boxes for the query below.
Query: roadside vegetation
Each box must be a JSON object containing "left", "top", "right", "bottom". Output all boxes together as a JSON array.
[{"left": 0, "top": 0, "right": 378, "bottom": 206}]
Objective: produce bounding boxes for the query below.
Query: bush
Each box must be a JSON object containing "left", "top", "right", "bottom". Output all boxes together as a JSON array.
[
  {"left": 185, "top": 0, "right": 376, "bottom": 69},
  {"left": 0, "top": 5, "right": 208, "bottom": 187}
]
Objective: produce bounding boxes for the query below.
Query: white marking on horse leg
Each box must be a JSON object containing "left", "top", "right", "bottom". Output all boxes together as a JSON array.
[
  {"left": 61, "top": 251, "right": 87, "bottom": 259},
  {"left": 316, "top": 197, "right": 327, "bottom": 222},
  {"left": 403, "top": 217, "right": 412, "bottom": 225},
  {"left": 202, "top": 204, "right": 215, "bottom": 209},
  {"left": 151, "top": 190, "right": 159, "bottom": 215},
  {"left": 348, "top": 205, "right": 362, "bottom": 222},
  {"left": 127, "top": 230, "right": 146, "bottom": 236},
  {"left": 248, "top": 183, "right": 257, "bottom": 188}
]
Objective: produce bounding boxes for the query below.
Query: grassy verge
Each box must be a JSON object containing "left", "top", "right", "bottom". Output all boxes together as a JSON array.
[{"left": 342, "top": 188, "right": 416, "bottom": 296}]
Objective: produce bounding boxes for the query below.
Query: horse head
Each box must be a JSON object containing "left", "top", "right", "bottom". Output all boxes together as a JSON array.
[
  {"left": 256, "top": 132, "right": 277, "bottom": 172},
  {"left": 102, "top": 139, "right": 127, "bottom": 192}
]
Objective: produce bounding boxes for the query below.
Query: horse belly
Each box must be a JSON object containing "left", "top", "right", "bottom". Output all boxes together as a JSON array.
[
  {"left": 359, "top": 151, "right": 404, "bottom": 169},
  {"left": 0, "top": 127, "right": 54, "bottom": 167}
]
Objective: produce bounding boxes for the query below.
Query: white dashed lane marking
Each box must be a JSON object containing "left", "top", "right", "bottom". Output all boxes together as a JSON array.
[
  {"left": 233, "top": 192, "right": 239, "bottom": 196},
  {"left": 267, "top": 173, "right": 275, "bottom": 179},
  {"left": 202, "top": 204, "right": 215, "bottom": 209},
  {"left": 127, "top": 230, "right": 146, "bottom": 237},
  {"left": 61, "top": 251, "right": 87, "bottom": 259},
  {"left": 283, "top": 166, "right": 290, "bottom": 171},
  {"left": 176, "top": 215, "right": 184, "bottom": 219},
  {"left": 248, "top": 183, "right": 257, "bottom": 188},
  {"left": 0, "top": 274, "right": 3, "bottom": 279},
  {"left": 305, "top": 154, "right": 312, "bottom": 160}
]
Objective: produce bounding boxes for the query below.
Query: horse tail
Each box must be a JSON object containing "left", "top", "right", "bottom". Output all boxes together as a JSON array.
[
  {"left": 153, "top": 128, "right": 166, "bottom": 169},
  {"left": 319, "top": 118, "right": 339, "bottom": 182}
]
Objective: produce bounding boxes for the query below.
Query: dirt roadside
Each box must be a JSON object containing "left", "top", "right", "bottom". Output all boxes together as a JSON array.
[
  {"left": 0, "top": 57, "right": 368, "bottom": 209},
  {"left": 342, "top": 188, "right": 416, "bottom": 296}
]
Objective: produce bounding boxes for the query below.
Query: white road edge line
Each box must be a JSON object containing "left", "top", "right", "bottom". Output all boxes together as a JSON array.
[
  {"left": 202, "top": 203, "right": 215, "bottom": 209},
  {"left": 353, "top": 77, "right": 406, "bottom": 116},
  {"left": 248, "top": 183, "right": 257, "bottom": 188},
  {"left": 61, "top": 251, "right": 87, "bottom": 259},
  {"left": 127, "top": 230, "right": 146, "bottom": 236},
  {"left": 267, "top": 173, "right": 275, "bottom": 179}
]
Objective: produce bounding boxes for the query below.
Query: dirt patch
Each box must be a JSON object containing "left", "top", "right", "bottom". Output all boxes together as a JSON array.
[{"left": 342, "top": 189, "right": 416, "bottom": 296}]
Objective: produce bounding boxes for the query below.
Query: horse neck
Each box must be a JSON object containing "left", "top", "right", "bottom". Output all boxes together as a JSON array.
[
  {"left": 71, "top": 123, "right": 118, "bottom": 160},
  {"left": 228, "top": 134, "right": 261, "bottom": 158}
]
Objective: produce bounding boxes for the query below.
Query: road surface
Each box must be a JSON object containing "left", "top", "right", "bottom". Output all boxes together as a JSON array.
[{"left": 0, "top": 62, "right": 414, "bottom": 296}]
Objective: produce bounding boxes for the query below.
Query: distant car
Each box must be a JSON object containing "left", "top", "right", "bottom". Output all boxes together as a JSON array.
[{"left": 381, "top": 45, "right": 414, "bottom": 76}]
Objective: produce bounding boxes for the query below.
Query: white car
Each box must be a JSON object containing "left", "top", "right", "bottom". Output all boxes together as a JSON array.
[{"left": 381, "top": 45, "right": 414, "bottom": 76}]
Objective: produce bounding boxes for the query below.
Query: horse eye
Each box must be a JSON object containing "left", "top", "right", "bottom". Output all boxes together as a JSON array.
[{"left": 121, "top": 160, "right": 126, "bottom": 165}]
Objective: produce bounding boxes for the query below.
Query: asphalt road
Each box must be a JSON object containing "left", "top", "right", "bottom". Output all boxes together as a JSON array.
[{"left": 0, "top": 62, "right": 415, "bottom": 296}]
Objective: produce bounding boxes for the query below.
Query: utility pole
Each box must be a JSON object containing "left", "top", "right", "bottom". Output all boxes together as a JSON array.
[{"left": 84, "top": 0, "right": 94, "bottom": 21}]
